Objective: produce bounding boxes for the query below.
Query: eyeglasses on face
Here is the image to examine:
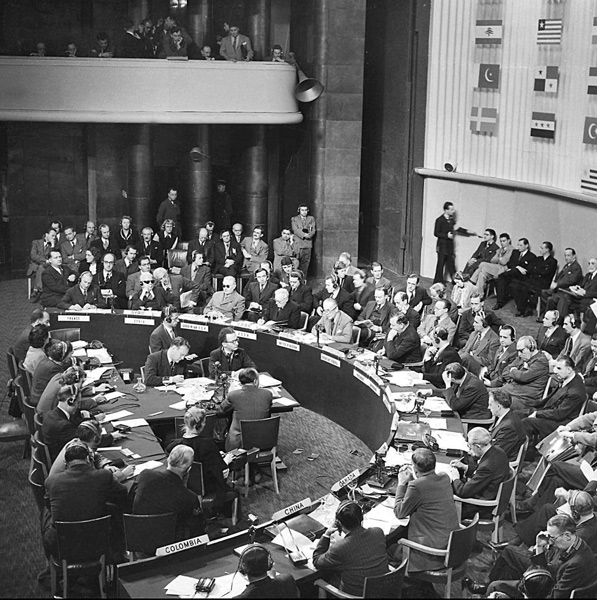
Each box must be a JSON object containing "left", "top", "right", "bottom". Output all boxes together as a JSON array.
[
  {"left": 225, "top": 338, "right": 239, "bottom": 344},
  {"left": 223, "top": 284, "right": 233, "bottom": 288},
  {"left": 141, "top": 280, "right": 153, "bottom": 284}
]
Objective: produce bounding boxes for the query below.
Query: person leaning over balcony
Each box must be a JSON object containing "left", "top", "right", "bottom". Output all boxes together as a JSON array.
[{"left": 219, "top": 23, "right": 254, "bottom": 62}]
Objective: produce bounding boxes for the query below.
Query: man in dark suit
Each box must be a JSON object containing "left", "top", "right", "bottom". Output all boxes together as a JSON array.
[
  {"left": 130, "top": 272, "right": 160, "bottom": 311},
  {"left": 110, "top": 216, "right": 141, "bottom": 257},
  {"left": 152, "top": 267, "right": 201, "bottom": 312},
  {"left": 186, "top": 228, "right": 215, "bottom": 266},
  {"left": 557, "top": 257, "right": 597, "bottom": 318},
  {"left": 462, "top": 229, "right": 499, "bottom": 278},
  {"left": 422, "top": 326, "right": 461, "bottom": 387},
  {"left": 217, "top": 368, "right": 272, "bottom": 451},
  {"left": 452, "top": 427, "right": 510, "bottom": 519},
  {"left": 90, "top": 223, "right": 119, "bottom": 258},
  {"left": 393, "top": 448, "right": 460, "bottom": 572},
  {"left": 459, "top": 313, "right": 500, "bottom": 375},
  {"left": 260, "top": 288, "right": 301, "bottom": 329},
  {"left": 313, "top": 276, "right": 355, "bottom": 320},
  {"left": 488, "top": 388, "right": 526, "bottom": 461},
  {"left": 93, "top": 253, "right": 127, "bottom": 309},
  {"left": 350, "top": 270, "right": 375, "bottom": 320},
  {"left": 457, "top": 293, "right": 504, "bottom": 348},
  {"left": 13, "top": 309, "right": 50, "bottom": 364},
  {"left": 117, "top": 19, "right": 150, "bottom": 58},
  {"left": 209, "top": 327, "right": 257, "bottom": 378},
  {"left": 149, "top": 308, "right": 180, "bottom": 353},
  {"left": 41, "top": 249, "right": 77, "bottom": 307},
  {"left": 143, "top": 337, "right": 189, "bottom": 386},
  {"left": 181, "top": 251, "right": 213, "bottom": 307},
  {"left": 333, "top": 260, "right": 355, "bottom": 294},
  {"left": 114, "top": 245, "right": 139, "bottom": 280},
  {"left": 137, "top": 227, "right": 163, "bottom": 267},
  {"left": 393, "top": 292, "right": 422, "bottom": 329},
  {"left": 58, "top": 271, "right": 98, "bottom": 310},
  {"left": 399, "top": 273, "right": 432, "bottom": 314},
  {"left": 356, "top": 287, "right": 394, "bottom": 346},
  {"left": 481, "top": 325, "right": 518, "bottom": 388},
  {"left": 537, "top": 310, "right": 568, "bottom": 360},
  {"left": 493, "top": 237, "right": 536, "bottom": 310},
  {"left": 59, "top": 225, "right": 87, "bottom": 272},
  {"left": 582, "top": 335, "right": 597, "bottom": 397},
  {"left": 76, "top": 221, "right": 97, "bottom": 250},
  {"left": 522, "top": 355, "right": 586, "bottom": 444},
  {"left": 380, "top": 312, "right": 422, "bottom": 364},
  {"left": 440, "top": 362, "right": 491, "bottom": 420},
  {"left": 288, "top": 271, "right": 313, "bottom": 315},
  {"left": 213, "top": 230, "right": 243, "bottom": 277},
  {"left": 540, "top": 247, "right": 584, "bottom": 318},
  {"left": 243, "top": 268, "right": 279, "bottom": 322}
]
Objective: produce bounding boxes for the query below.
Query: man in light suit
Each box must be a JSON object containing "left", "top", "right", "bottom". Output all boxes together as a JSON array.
[
  {"left": 41, "top": 250, "right": 77, "bottom": 307},
  {"left": 149, "top": 308, "right": 180, "bottom": 353},
  {"left": 240, "top": 226, "right": 269, "bottom": 273},
  {"left": 260, "top": 288, "right": 302, "bottom": 329},
  {"left": 459, "top": 313, "right": 500, "bottom": 376},
  {"left": 356, "top": 287, "right": 394, "bottom": 346},
  {"left": 393, "top": 448, "right": 460, "bottom": 572},
  {"left": 143, "top": 337, "right": 189, "bottom": 387},
  {"left": 180, "top": 251, "right": 213, "bottom": 307},
  {"left": 272, "top": 227, "right": 299, "bottom": 273},
  {"left": 204, "top": 276, "right": 245, "bottom": 321},
  {"left": 291, "top": 204, "right": 316, "bottom": 277},
  {"left": 243, "top": 268, "right": 279, "bottom": 322},
  {"left": 58, "top": 271, "right": 98, "bottom": 311},
  {"left": 126, "top": 255, "right": 153, "bottom": 301},
  {"left": 59, "top": 226, "right": 87, "bottom": 272},
  {"left": 457, "top": 293, "right": 504, "bottom": 348},
  {"left": 488, "top": 388, "right": 526, "bottom": 461},
  {"left": 313, "top": 297, "right": 353, "bottom": 343},
  {"left": 152, "top": 267, "right": 201, "bottom": 313},
  {"left": 219, "top": 24, "right": 254, "bottom": 62},
  {"left": 562, "top": 314, "right": 591, "bottom": 372},
  {"left": 76, "top": 221, "right": 97, "bottom": 250},
  {"left": 462, "top": 228, "right": 499, "bottom": 278},
  {"left": 217, "top": 368, "right": 272, "bottom": 451},
  {"left": 418, "top": 299, "right": 457, "bottom": 346}
]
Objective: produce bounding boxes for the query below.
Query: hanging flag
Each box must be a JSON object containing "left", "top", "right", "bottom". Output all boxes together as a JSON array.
[
  {"left": 534, "top": 66, "right": 559, "bottom": 93},
  {"left": 530, "top": 112, "right": 556, "bottom": 139},
  {"left": 470, "top": 106, "right": 498, "bottom": 134},
  {"left": 592, "top": 17, "right": 597, "bottom": 44},
  {"left": 537, "top": 19, "right": 563, "bottom": 45},
  {"left": 475, "top": 20, "right": 503, "bottom": 44},
  {"left": 583, "top": 118, "right": 597, "bottom": 145},
  {"left": 581, "top": 169, "right": 597, "bottom": 194},
  {"left": 478, "top": 64, "right": 500, "bottom": 89},
  {"left": 588, "top": 67, "right": 597, "bottom": 94}
]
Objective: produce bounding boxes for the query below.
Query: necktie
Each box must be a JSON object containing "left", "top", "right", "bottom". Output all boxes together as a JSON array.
[
  {"left": 71, "top": 241, "right": 75, "bottom": 250},
  {"left": 169, "top": 361, "right": 175, "bottom": 375},
  {"left": 586, "top": 357, "right": 597, "bottom": 377},
  {"left": 234, "top": 37, "right": 238, "bottom": 49},
  {"left": 225, "top": 243, "right": 230, "bottom": 257},
  {"left": 192, "top": 267, "right": 196, "bottom": 280},
  {"left": 563, "top": 337, "right": 572, "bottom": 356},
  {"left": 471, "top": 332, "right": 483, "bottom": 353},
  {"left": 433, "top": 317, "right": 439, "bottom": 328}
]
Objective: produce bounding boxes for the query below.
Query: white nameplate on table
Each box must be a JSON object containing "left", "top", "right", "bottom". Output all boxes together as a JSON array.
[
  {"left": 124, "top": 317, "right": 155, "bottom": 326},
  {"left": 179, "top": 313, "right": 210, "bottom": 323},
  {"left": 321, "top": 352, "right": 341, "bottom": 368},
  {"left": 272, "top": 497, "right": 312, "bottom": 521},
  {"left": 180, "top": 322, "right": 209, "bottom": 332},
  {"left": 353, "top": 369, "right": 381, "bottom": 395},
  {"left": 277, "top": 339, "right": 300, "bottom": 352},
  {"left": 381, "top": 391, "right": 392, "bottom": 413},
  {"left": 322, "top": 346, "right": 345, "bottom": 359},
  {"left": 331, "top": 468, "right": 362, "bottom": 492},
  {"left": 123, "top": 309, "right": 161, "bottom": 317},
  {"left": 236, "top": 329, "right": 257, "bottom": 340},
  {"left": 112, "top": 418, "right": 149, "bottom": 428},
  {"left": 58, "top": 314, "right": 90, "bottom": 322},
  {"left": 156, "top": 534, "right": 209, "bottom": 556}
]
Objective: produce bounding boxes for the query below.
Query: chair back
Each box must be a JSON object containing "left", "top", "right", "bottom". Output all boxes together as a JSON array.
[
  {"left": 28, "top": 456, "right": 46, "bottom": 513},
  {"left": 510, "top": 438, "right": 529, "bottom": 474},
  {"left": 167, "top": 249, "right": 188, "bottom": 270},
  {"left": 174, "top": 414, "right": 215, "bottom": 439},
  {"left": 351, "top": 326, "right": 361, "bottom": 345},
  {"left": 33, "top": 411, "right": 44, "bottom": 436},
  {"left": 7, "top": 347, "right": 18, "bottom": 381},
  {"left": 177, "top": 241, "right": 189, "bottom": 250},
  {"left": 199, "top": 357, "right": 211, "bottom": 378},
  {"left": 13, "top": 375, "right": 35, "bottom": 435},
  {"left": 30, "top": 438, "right": 49, "bottom": 480},
  {"left": 240, "top": 416, "right": 280, "bottom": 451},
  {"left": 445, "top": 513, "right": 479, "bottom": 568},
  {"left": 123, "top": 513, "right": 177, "bottom": 557},
  {"left": 542, "top": 376, "right": 553, "bottom": 399},
  {"left": 49, "top": 328, "right": 81, "bottom": 342},
  {"left": 299, "top": 311, "right": 309, "bottom": 331},
  {"left": 451, "top": 314, "right": 462, "bottom": 348},
  {"left": 33, "top": 430, "right": 52, "bottom": 472},
  {"left": 493, "top": 469, "right": 517, "bottom": 517},
  {"left": 362, "top": 558, "right": 408, "bottom": 598},
  {"left": 187, "top": 462, "right": 205, "bottom": 496},
  {"left": 55, "top": 515, "right": 111, "bottom": 562},
  {"left": 571, "top": 578, "right": 597, "bottom": 598},
  {"left": 580, "top": 398, "right": 597, "bottom": 416},
  {"left": 461, "top": 417, "right": 494, "bottom": 434},
  {"left": 21, "top": 367, "right": 32, "bottom": 398}
]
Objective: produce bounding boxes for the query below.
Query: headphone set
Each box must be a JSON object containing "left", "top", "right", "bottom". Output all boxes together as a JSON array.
[
  {"left": 163, "top": 306, "right": 177, "bottom": 324},
  {"left": 527, "top": 337, "right": 537, "bottom": 352},
  {"left": 328, "top": 275, "right": 339, "bottom": 290},
  {"left": 237, "top": 544, "right": 273, "bottom": 577},
  {"left": 65, "top": 383, "right": 78, "bottom": 406},
  {"left": 518, "top": 567, "right": 554, "bottom": 598},
  {"left": 334, "top": 500, "right": 361, "bottom": 531}
]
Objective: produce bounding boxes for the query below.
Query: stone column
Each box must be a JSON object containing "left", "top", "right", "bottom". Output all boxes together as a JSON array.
[
  {"left": 187, "top": 0, "right": 210, "bottom": 48},
  {"left": 244, "top": 125, "right": 268, "bottom": 232},
  {"left": 128, "top": 0, "right": 150, "bottom": 27},
  {"left": 247, "top": 0, "right": 270, "bottom": 61},
  {"left": 127, "top": 124, "right": 154, "bottom": 230},
  {"left": 186, "top": 126, "right": 211, "bottom": 239}
]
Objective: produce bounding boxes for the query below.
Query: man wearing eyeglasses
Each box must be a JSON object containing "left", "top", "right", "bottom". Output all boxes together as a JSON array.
[
  {"left": 204, "top": 276, "right": 245, "bottom": 321},
  {"left": 208, "top": 327, "right": 256, "bottom": 378},
  {"left": 312, "top": 298, "right": 353, "bottom": 343},
  {"left": 131, "top": 273, "right": 160, "bottom": 311},
  {"left": 93, "top": 253, "right": 126, "bottom": 309}
]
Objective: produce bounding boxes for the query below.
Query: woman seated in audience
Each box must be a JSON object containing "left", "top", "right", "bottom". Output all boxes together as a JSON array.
[
  {"left": 79, "top": 246, "right": 102, "bottom": 277},
  {"left": 166, "top": 407, "right": 238, "bottom": 512},
  {"left": 22, "top": 324, "right": 50, "bottom": 375},
  {"left": 450, "top": 271, "right": 477, "bottom": 312},
  {"left": 30, "top": 339, "right": 73, "bottom": 406},
  {"left": 537, "top": 309, "right": 568, "bottom": 361}
]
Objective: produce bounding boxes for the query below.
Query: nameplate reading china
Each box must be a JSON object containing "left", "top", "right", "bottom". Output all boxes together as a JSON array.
[
  {"left": 124, "top": 317, "right": 155, "bottom": 326},
  {"left": 321, "top": 353, "right": 341, "bottom": 368},
  {"left": 236, "top": 330, "right": 257, "bottom": 340},
  {"left": 322, "top": 346, "right": 345, "bottom": 359},
  {"left": 276, "top": 339, "right": 300, "bottom": 352},
  {"left": 272, "top": 497, "right": 311, "bottom": 521},
  {"left": 331, "top": 468, "right": 361, "bottom": 492},
  {"left": 181, "top": 322, "right": 209, "bottom": 332},
  {"left": 58, "top": 315, "right": 90, "bottom": 322},
  {"left": 155, "top": 534, "right": 209, "bottom": 556}
]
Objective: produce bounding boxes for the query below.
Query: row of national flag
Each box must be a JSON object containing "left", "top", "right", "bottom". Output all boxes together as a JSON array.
[{"left": 475, "top": 19, "right": 563, "bottom": 45}]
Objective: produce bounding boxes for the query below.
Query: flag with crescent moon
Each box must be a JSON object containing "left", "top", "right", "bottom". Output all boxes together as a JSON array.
[
  {"left": 478, "top": 64, "right": 500, "bottom": 89},
  {"left": 534, "top": 66, "right": 559, "bottom": 93},
  {"left": 583, "top": 118, "right": 597, "bottom": 145}
]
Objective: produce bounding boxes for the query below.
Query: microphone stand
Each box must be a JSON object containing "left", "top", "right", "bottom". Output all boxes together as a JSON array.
[{"left": 273, "top": 522, "right": 307, "bottom": 566}]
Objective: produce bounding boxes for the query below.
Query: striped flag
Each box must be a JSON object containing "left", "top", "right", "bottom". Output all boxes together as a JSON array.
[
  {"left": 531, "top": 112, "right": 556, "bottom": 139},
  {"left": 593, "top": 17, "right": 597, "bottom": 44},
  {"left": 475, "top": 20, "right": 503, "bottom": 44},
  {"left": 470, "top": 106, "right": 498, "bottom": 134},
  {"left": 537, "top": 19, "right": 562, "bottom": 45},
  {"left": 581, "top": 169, "right": 597, "bottom": 194},
  {"left": 588, "top": 67, "right": 597, "bottom": 94},
  {"left": 534, "top": 66, "right": 559, "bottom": 93}
]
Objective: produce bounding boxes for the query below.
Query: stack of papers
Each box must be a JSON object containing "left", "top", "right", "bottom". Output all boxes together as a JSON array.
[
  {"left": 363, "top": 498, "right": 408, "bottom": 534},
  {"left": 435, "top": 462, "right": 460, "bottom": 481},
  {"left": 131, "top": 460, "right": 162, "bottom": 477},
  {"left": 258, "top": 374, "right": 283, "bottom": 388},
  {"left": 423, "top": 397, "right": 452, "bottom": 412},
  {"left": 87, "top": 348, "right": 112, "bottom": 364},
  {"left": 433, "top": 430, "right": 469, "bottom": 452},
  {"left": 421, "top": 417, "right": 448, "bottom": 429},
  {"left": 386, "top": 371, "right": 423, "bottom": 387},
  {"left": 383, "top": 446, "right": 412, "bottom": 468},
  {"left": 83, "top": 366, "right": 113, "bottom": 384},
  {"left": 71, "top": 340, "right": 88, "bottom": 350},
  {"left": 102, "top": 410, "right": 133, "bottom": 422}
]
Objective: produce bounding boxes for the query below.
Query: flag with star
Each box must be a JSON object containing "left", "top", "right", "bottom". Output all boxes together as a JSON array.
[
  {"left": 470, "top": 106, "right": 498, "bottom": 134},
  {"left": 534, "top": 66, "right": 559, "bottom": 93},
  {"left": 593, "top": 17, "right": 597, "bottom": 44},
  {"left": 589, "top": 67, "right": 597, "bottom": 94},
  {"left": 537, "top": 19, "right": 562, "bottom": 45},
  {"left": 531, "top": 112, "right": 556, "bottom": 139},
  {"left": 581, "top": 169, "right": 597, "bottom": 194},
  {"left": 583, "top": 117, "right": 597, "bottom": 145},
  {"left": 475, "top": 20, "right": 503, "bottom": 44},
  {"left": 478, "top": 64, "right": 500, "bottom": 89}
]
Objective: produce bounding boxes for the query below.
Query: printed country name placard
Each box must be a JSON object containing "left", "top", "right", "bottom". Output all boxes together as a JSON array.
[
  {"left": 352, "top": 369, "right": 381, "bottom": 395},
  {"left": 58, "top": 314, "right": 90, "bottom": 322},
  {"left": 123, "top": 309, "right": 161, "bottom": 318},
  {"left": 179, "top": 313, "right": 210, "bottom": 323},
  {"left": 180, "top": 322, "right": 209, "bottom": 332},
  {"left": 276, "top": 339, "right": 300, "bottom": 352},
  {"left": 331, "top": 468, "right": 362, "bottom": 492},
  {"left": 322, "top": 345, "right": 345, "bottom": 359},
  {"left": 321, "top": 352, "right": 341, "bottom": 368},
  {"left": 235, "top": 330, "right": 257, "bottom": 340},
  {"left": 124, "top": 317, "right": 155, "bottom": 326}
]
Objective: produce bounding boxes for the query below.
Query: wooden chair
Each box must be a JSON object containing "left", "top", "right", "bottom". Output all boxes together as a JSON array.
[
  {"left": 299, "top": 311, "right": 309, "bottom": 331},
  {"left": 315, "top": 558, "right": 408, "bottom": 598},
  {"left": 123, "top": 513, "right": 177, "bottom": 562},
  {"left": 167, "top": 248, "right": 188, "bottom": 272},
  {"left": 51, "top": 515, "right": 111, "bottom": 598},
  {"left": 571, "top": 578, "right": 597, "bottom": 598},
  {"left": 198, "top": 356, "right": 211, "bottom": 378},
  {"left": 398, "top": 514, "right": 479, "bottom": 599},
  {"left": 455, "top": 469, "right": 516, "bottom": 544},
  {"left": 49, "top": 328, "right": 81, "bottom": 342},
  {"left": 187, "top": 462, "right": 239, "bottom": 525},
  {"left": 240, "top": 416, "right": 281, "bottom": 498},
  {"left": 509, "top": 438, "right": 529, "bottom": 525},
  {"left": 173, "top": 414, "right": 215, "bottom": 439},
  {"left": 32, "top": 431, "right": 52, "bottom": 474},
  {"left": 451, "top": 314, "right": 462, "bottom": 348},
  {"left": 579, "top": 397, "right": 597, "bottom": 416},
  {"left": 460, "top": 417, "right": 494, "bottom": 435},
  {"left": 351, "top": 326, "right": 361, "bottom": 345},
  {"left": 28, "top": 452, "right": 47, "bottom": 513}
]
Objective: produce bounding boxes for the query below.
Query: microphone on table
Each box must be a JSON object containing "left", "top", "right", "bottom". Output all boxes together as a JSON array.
[{"left": 273, "top": 521, "right": 308, "bottom": 567}]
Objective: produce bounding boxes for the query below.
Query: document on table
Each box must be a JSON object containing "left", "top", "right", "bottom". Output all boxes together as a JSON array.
[
  {"left": 131, "top": 460, "right": 162, "bottom": 477},
  {"left": 363, "top": 498, "right": 408, "bottom": 534},
  {"left": 434, "top": 430, "right": 469, "bottom": 452},
  {"left": 165, "top": 572, "right": 247, "bottom": 598},
  {"left": 435, "top": 462, "right": 460, "bottom": 482},
  {"left": 71, "top": 340, "right": 87, "bottom": 350},
  {"left": 383, "top": 446, "right": 412, "bottom": 468},
  {"left": 258, "top": 373, "right": 283, "bottom": 388},
  {"left": 104, "top": 391, "right": 125, "bottom": 401},
  {"left": 273, "top": 396, "right": 297, "bottom": 407},
  {"left": 84, "top": 366, "right": 113, "bottom": 382},
  {"left": 386, "top": 371, "right": 423, "bottom": 387},
  {"left": 423, "top": 397, "right": 452, "bottom": 412},
  {"left": 102, "top": 410, "right": 134, "bottom": 422},
  {"left": 271, "top": 526, "right": 316, "bottom": 570},
  {"left": 309, "top": 494, "right": 341, "bottom": 528},
  {"left": 86, "top": 348, "right": 112, "bottom": 364},
  {"left": 420, "top": 417, "right": 448, "bottom": 429},
  {"left": 111, "top": 418, "right": 149, "bottom": 428}
]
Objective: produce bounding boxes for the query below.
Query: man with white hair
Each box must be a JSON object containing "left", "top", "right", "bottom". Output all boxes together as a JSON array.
[
  {"left": 260, "top": 287, "right": 301, "bottom": 329},
  {"left": 204, "top": 276, "right": 245, "bottom": 321},
  {"left": 133, "top": 444, "right": 202, "bottom": 540},
  {"left": 152, "top": 267, "right": 201, "bottom": 312},
  {"left": 312, "top": 298, "right": 353, "bottom": 343},
  {"left": 93, "top": 252, "right": 126, "bottom": 309}
]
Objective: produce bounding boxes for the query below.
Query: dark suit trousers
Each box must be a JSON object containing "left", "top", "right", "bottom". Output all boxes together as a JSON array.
[
  {"left": 488, "top": 544, "right": 532, "bottom": 584},
  {"left": 495, "top": 272, "right": 516, "bottom": 306},
  {"left": 514, "top": 503, "right": 558, "bottom": 547},
  {"left": 529, "top": 460, "right": 587, "bottom": 508},
  {"left": 434, "top": 251, "right": 455, "bottom": 284},
  {"left": 509, "top": 280, "right": 536, "bottom": 313},
  {"left": 522, "top": 417, "right": 559, "bottom": 446}
]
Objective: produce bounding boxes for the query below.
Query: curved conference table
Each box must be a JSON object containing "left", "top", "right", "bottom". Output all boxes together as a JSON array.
[{"left": 49, "top": 310, "right": 394, "bottom": 453}]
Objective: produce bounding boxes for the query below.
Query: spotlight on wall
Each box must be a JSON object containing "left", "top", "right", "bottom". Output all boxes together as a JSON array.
[{"left": 444, "top": 161, "right": 457, "bottom": 172}]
